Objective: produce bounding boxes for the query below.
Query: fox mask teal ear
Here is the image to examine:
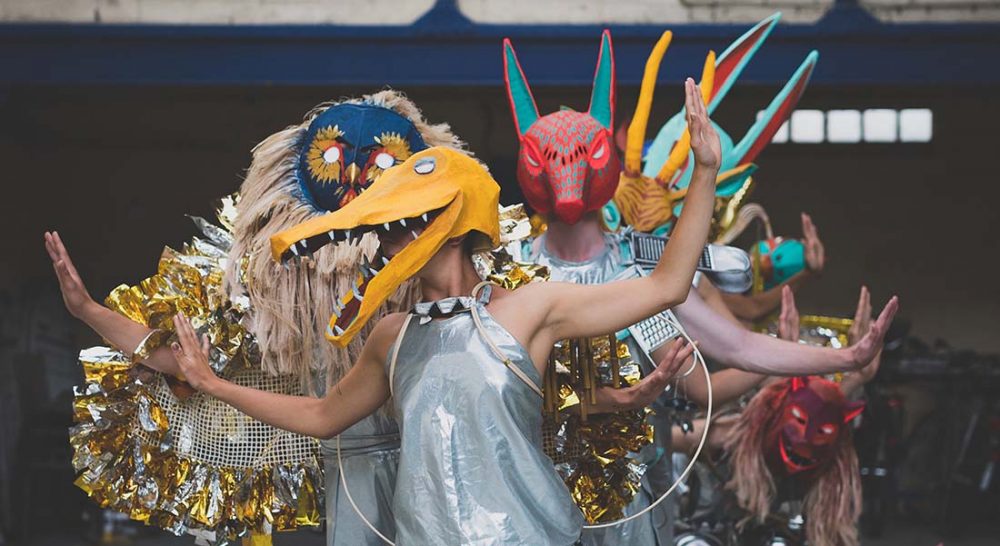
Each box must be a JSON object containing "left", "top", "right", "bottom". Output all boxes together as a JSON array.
[
  {"left": 503, "top": 38, "right": 540, "bottom": 136},
  {"left": 588, "top": 30, "right": 615, "bottom": 129},
  {"left": 502, "top": 31, "right": 621, "bottom": 225},
  {"left": 504, "top": 31, "right": 615, "bottom": 134}
]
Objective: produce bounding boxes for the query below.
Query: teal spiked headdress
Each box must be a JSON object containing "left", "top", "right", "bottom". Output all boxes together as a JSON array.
[{"left": 614, "top": 13, "right": 818, "bottom": 238}]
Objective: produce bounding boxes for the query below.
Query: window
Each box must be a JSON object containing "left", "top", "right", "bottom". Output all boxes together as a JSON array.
[
  {"left": 827, "top": 109, "right": 862, "bottom": 143},
  {"left": 863, "top": 109, "right": 898, "bottom": 142},
  {"left": 790, "top": 110, "right": 825, "bottom": 143},
  {"left": 899, "top": 109, "right": 933, "bottom": 142},
  {"left": 765, "top": 108, "right": 933, "bottom": 144}
]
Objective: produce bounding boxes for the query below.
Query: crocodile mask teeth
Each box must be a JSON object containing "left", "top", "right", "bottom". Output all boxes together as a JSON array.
[{"left": 271, "top": 147, "right": 501, "bottom": 346}]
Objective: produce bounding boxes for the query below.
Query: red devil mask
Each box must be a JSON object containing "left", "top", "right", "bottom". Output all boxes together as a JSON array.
[
  {"left": 766, "top": 376, "right": 864, "bottom": 477},
  {"left": 503, "top": 31, "right": 621, "bottom": 224}
]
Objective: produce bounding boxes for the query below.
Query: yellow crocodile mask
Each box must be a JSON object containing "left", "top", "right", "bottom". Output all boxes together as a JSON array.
[{"left": 270, "top": 147, "right": 500, "bottom": 346}]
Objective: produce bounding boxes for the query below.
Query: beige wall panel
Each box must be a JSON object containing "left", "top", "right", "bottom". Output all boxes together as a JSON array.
[{"left": 0, "top": 0, "right": 435, "bottom": 25}]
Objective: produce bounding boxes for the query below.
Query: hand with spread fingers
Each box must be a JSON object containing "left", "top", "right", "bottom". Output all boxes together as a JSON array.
[
  {"left": 848, "top": 286, "right": 872, "bottom": 347},
  {"left": 594, "top": 337, "right": 694, "bottom": 412},
  {"left": 801, "top": 212, "right": 825, "bottom": 275},
  {"left": 848, "top": 286, "right": 882, "bottom": 385},
  {"left": 778, "top": 285, "right": 800, "bottom": 343},
  {"left": 847, "top": 294, "right": 898, "bottom": 371},
  {"left": 171, "top": 313, "right": 218, "bottom": 392},
  {"left": 632, "top": 337, "right": 694, "bottom": 408},
  {"left": 686, "top": 77, "right": 721, "bottom": 171},
  {"left": 44, "top": 230, "right": 186, "bottom": 380},
  {"left": 45, "top": 231, "right": 98, "bottom": 319}
]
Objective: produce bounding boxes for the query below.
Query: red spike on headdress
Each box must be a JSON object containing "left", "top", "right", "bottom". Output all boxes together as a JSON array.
[
  {"left": 843, "top": 400, "right": 866, "bottom": 423},
  {"left": 791, "top": 376, "right": 808, "bottom": 391}
]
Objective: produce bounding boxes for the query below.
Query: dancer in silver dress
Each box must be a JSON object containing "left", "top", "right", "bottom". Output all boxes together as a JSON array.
[{"left": 169, "top": 81, "right": 896, "bottom": 545}]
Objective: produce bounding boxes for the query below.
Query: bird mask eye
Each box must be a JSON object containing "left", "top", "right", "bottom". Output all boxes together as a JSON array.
[
  {"left": 306, "top": 125, "right": 346, "bottom": 185},
  {"left": 374, "top": 152, "right": 396, "bottom": 170},
  {"left": 363, "top": 132, "right": 415, "bottom": 184}
]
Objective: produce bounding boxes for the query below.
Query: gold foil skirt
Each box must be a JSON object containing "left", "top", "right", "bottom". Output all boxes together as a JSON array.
[
  {"left": 543, "top": 336, "right": 654, "bottom": 523},
  {"left": 69, "top": 198, "right": 322, "bottom": 545}
]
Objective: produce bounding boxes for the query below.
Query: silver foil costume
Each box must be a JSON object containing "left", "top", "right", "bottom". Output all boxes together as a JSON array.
[
  {"left": 320, "top": 416, "right": 399, "bottom": 545},
  {"left": 387, "top": 287, "right": 584, "bottom": 545},
  {"left": 528, "top": 232, "right": 675, "bottom": 546}
]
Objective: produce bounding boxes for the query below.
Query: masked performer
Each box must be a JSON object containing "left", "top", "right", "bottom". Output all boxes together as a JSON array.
[
  {"left": 500, "top": 17, "right": 894, "bottom": 545},
  {"left": 724, "top": 373, "right": 865, "bottom": 546},
  {"left": 165, "top": 79, "right": 709, "bottom": 545},
  {"left": 671, "top": 287, "right": 879, "bottom": 546},
  {"left": 172, "top": 79, "right": 893, "bottom": 546},
  {"left": 46, "top": 90, "right": 462, "bottom": 545},
  {"left": 667, "top": 285, "right": 881, "bottom": 542}
]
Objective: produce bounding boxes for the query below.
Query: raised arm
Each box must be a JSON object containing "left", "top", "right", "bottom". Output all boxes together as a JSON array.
[
  {"left": 776, "top": 285, "right": 800, "bottom": 342},
  {"left": 172, "top": 311, "right": 394, "bottom": 439},
  {"left": 45, "top": 231, "right": 182, "bottom": 377},
  {"left": 649, "top": 287, "right": 766, "bottom": 407},
  {"left": 674, "top": 286, "right": 898, "bottom": 375},
  {"left": 537, "top": 78, "right": 721, "bottom": 342},
  {"left": 681, "top": 365, "right": 767, "bottom": 408}
]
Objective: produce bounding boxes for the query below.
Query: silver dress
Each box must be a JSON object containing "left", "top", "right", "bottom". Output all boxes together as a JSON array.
[
  {"left": 529, "top": 233, "right": 675, "bottom": 546},
  {"left": 387, "top": 289, "right": 584, "bottom": 546},
  {"left": 319, "top": 415, "right": 399, "bottom": 545}
]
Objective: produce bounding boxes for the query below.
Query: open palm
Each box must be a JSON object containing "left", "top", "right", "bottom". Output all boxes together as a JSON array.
[
  {"left": 849, "top": 296, "right": 899, "bottom": 370},
  {"left": 44, "top": 231, "right": 96, "bottom": 319},
  {"left": 685, "top": 78, "right": 721, "bottom": 170}
]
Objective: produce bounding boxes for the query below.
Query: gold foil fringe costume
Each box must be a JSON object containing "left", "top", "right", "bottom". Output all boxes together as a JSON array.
[
  {"left": 69, "top": 197, "right": 322, "bottom": 545},
  {"left": 545, "top": 336, "right": 654, "bottom": 523},
  {"left": 487, "top": 214, "right": 655, "bottom": 524}
]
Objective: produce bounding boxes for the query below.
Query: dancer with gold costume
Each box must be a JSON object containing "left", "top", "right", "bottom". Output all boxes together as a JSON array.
[{"left": 48, "top": 91, "right": 461, "bottom": 545}]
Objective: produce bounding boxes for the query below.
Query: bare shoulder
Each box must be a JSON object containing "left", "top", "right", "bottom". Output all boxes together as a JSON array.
[
  {"left": 504, "top": 280, "right": 562, "bottom": 299},
  {"left": 485, "top": 282, "right": 560, "bottom": 334},
  {"left": 489, "top": 282, "right": 555, "bottom": 309},
  {"left": 370, "top": 311, "right": 408, "bottom": 340},
  {"left": 362, "top": 312, "right": 409, "bottom": 361}
]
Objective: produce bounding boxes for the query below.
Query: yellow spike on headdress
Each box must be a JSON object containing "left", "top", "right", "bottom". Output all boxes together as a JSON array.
[
  {"left": 655, "top": 50, "right": 716, "bottom": 185},
  {"left": 624, "top": 31, "right": 672, "bottom": 177}
]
